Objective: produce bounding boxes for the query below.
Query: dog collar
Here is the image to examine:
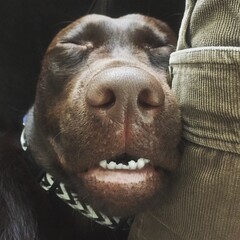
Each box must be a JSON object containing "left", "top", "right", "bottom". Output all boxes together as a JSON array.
[{"left": 20, "top": 118, "right": 132, "bottom": 230}]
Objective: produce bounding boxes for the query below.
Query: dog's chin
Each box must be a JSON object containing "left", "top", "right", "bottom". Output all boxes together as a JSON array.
[{"left": 76, "top": 160, "right": 166, "bottom": 217}]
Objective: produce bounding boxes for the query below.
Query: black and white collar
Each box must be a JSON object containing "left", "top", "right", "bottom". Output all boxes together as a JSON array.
[{"left": 20, "top": 118, "right": 133, "bottom": 230}]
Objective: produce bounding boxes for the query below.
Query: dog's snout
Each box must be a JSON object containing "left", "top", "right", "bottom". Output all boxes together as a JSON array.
[{"left": 86, "top": 67, "right": 165, "bottom": 122}]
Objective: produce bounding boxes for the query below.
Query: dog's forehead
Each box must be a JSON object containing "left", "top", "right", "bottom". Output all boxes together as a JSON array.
[
  {"left": 55, "top": 14, "right": 171, "bottom": 47},
  {"left": 47, "top": 13, "right": 176, "bottom": 54},
  {"left": 82, "top": 14, "right": 149, "bottom": 27},
  {"left": 61, "top": 14, "right": 164, "bottom": 38}
]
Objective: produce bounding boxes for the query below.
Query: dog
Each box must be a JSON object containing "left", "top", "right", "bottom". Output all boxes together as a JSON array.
[{"left": 2, "top": 14, "right": 181, "bottom": 240}]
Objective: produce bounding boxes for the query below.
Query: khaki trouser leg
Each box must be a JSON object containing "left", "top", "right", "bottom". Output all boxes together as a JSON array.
[{"left": 129, "top": 0, "right": 240, "bottom": 239}]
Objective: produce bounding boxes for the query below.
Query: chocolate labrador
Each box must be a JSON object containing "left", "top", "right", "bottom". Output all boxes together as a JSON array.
[{"left": 22, "top": 14, "right": 181, "bottom": 239}]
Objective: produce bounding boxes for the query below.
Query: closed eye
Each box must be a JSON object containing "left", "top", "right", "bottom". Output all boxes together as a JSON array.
[
  {"left": 58, "top": 41, "right": 94, "bottom": 50},
  {"left": 143, "top": 41, "right": 165, "bottom": 50},
  {"left": 130, "top": 27, "right": 167, "bottom": 50}
]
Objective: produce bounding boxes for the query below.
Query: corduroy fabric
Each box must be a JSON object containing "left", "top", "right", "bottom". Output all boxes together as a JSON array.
[
  {"left": 129, "top": 143, "right": 240, "bottom": 240},
  {"left": 171, "top": 47, "right": 240, "bottom": 155},
  {"left": 178, "top": 0, "right": 240, "bottom": 49},
  {"left": 129, "top": 0, "right": 240, "bottom": 239}
]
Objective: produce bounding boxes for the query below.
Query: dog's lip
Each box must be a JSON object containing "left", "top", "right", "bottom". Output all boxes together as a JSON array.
[
  {"left": 79, "top": 165, "right": 159, "bottom": 185},
  {"left": 78, "top": 156, "right": 167, "bottom": 187}
]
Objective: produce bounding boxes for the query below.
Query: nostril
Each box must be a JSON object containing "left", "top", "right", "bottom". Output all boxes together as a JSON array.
[
  {"left": 87, "top": 88, "right": 116, "bottom": 109},
  {"left": 138, "top": 88, "right": 165, "bottom": 109}
]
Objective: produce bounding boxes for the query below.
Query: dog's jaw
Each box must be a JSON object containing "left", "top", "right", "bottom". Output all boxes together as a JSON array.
[{"left": 78, "top": 165, "right": 166, "bottom": 217}]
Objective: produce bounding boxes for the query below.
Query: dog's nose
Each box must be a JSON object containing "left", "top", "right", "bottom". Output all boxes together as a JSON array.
[{"left": 86, "top": 67, "right": 165, "bottom": 122}]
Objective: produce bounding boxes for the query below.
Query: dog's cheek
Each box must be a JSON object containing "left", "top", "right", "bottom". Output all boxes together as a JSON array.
[{"left": 147, "top": 46, "right": 175, "bottom": 71}]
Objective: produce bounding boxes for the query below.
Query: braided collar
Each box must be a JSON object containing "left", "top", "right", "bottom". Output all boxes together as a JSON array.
[{"left": 20, "top": 118, "right": 132, "bottom": 230}]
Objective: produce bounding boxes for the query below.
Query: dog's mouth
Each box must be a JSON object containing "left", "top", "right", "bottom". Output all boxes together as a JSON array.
[
  {"left": 78, "top": 153, "right": 166, "bottom": 217},
  {"left": 80, "top": 153, "right": 160, "bottom": 184},
  {"left": 99, "top": 153, "right": 150, "bottom": 171}
]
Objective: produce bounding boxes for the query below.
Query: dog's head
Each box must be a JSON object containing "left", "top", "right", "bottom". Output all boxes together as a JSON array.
[{"left": 26, "top": 14, "right": 181, "bottom": 217}]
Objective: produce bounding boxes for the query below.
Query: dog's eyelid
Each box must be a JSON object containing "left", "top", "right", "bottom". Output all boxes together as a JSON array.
[
  {"left": 57, "top": 41, "right": 94, "bottom": 51},
  {"left": 144, "top": 42, "right": 176, "bottom": 51},
  {"left": 142, "top": 36, "right": 167, "bottom": 50},
  {"left": 143, "top": 43, "right": 165, "bottom": 50}
]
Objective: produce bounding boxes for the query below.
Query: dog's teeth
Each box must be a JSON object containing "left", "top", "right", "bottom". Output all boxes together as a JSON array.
[
  {"left": 99, "top": 160, "right": 107, "bottom": 169},
  {"left": 107, "top": 161, "right": 116, "bottom": 170},
  {"left": 99, "top": 158, "right": 150, "bottom": 170},
  {"left": 122, "top": 165, "right": 130, "bottom": 170},
  {"left": 116, "top": 163, "right": 123, "bottom": 169},
  {"left": 143, "top": 158, "right": 150, "bottom": 164},
  {"left": 138, "top": 158, "right": 150, "bottom": 165},
  {"left": 128, "top": 160, "right": 137, "bottom": 170},
  {"left": 137, "top": 158, "right": 145, "bottom": 169}
]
